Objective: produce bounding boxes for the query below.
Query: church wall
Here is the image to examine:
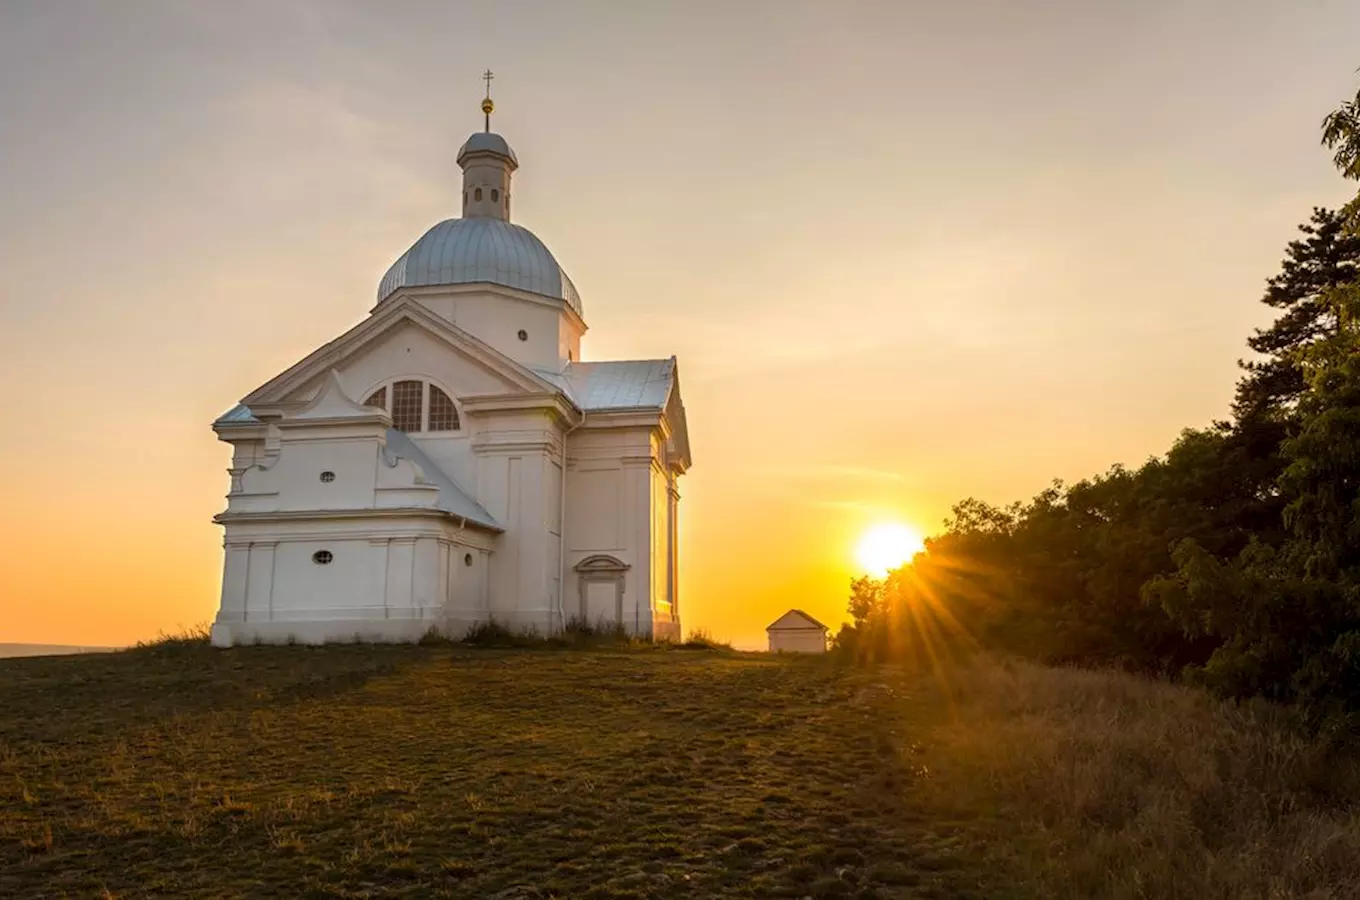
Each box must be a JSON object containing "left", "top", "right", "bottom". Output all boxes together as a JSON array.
[
  {"left": 338, "top": 323, "right": 513, "bottom": 402},
  {"left": 557, "top": 313, "right": 583, "bottom": 364},
  {"left": 649, "top": 458, "right": 679, "bottom": 638},
  {"left": 411, "top": 290, "right": 570, "bottom": 370},
  {"left": 473, "top": 407, "right": 563, "bottom": 633},
  {"left": 260, "top": 435, "right": 387, "bottom": 511},
  {"left": 563, "top": 424, "right": 675, "bottom": 637},
  {"left": 210, "top": 515, "right": 494, "bottom": 646}
]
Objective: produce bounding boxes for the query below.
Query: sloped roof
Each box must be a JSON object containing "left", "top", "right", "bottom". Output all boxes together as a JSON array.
[
  {"left": 561, "top": 358, "right": 675, "bottom": 411},
  {"left": 214, "top": 403, "right": 261, "bottom": 426},
  {"left": 766, "top": 609, "right": 830, "bottom": 632},
  {"left": 383, "top": 429, "right": 500, "bottom": 531}
]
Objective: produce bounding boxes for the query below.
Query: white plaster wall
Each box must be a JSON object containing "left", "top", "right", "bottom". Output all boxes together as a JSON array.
[
  {"left": 769, "top": 630, "right": 828, "bottom": 653},
  {"left": 557, "top": 312, "right": 583, "bottom": 364},
  {"left": 337, "top": 322, "right": 512, "bottom": 398},
  {"left": 211, "top": 513, "right": 497, "bottom": 646},
  {"left": 474, "top": 408, "right": 563, "bottom": 632},
  {"left": 461, "top": 158, "right": 512, "bottom": 219},
  {"left": 409, "top": 290, "right": 571, "bottom": 370},
  {"left": 563, "top": 423, "right": 677, "bottom": 637}
]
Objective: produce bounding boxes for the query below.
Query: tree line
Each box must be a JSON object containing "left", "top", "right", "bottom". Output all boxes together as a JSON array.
[{"left": 840, "top": 81, "right": 1360, "bottom": 729}]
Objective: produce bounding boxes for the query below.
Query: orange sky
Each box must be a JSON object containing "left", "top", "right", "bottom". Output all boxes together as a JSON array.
[{"left": 2, "top": 1, "right": 1358, "bottom": 649}]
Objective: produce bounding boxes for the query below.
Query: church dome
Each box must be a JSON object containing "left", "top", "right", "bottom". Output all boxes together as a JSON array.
[
  {"left": 457, "top": 132, "right": 517, "bottom": 166},
  {"left": 377, "top": 217, "right": 582, "bottom": 316}
]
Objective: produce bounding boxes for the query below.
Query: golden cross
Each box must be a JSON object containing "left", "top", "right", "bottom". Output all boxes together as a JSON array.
[{"left": 481, "top": 69, "right": 495, "bottom": 131}]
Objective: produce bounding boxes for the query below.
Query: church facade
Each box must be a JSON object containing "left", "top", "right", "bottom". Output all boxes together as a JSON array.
[{"left": 208, "top": 111, "right": 691, "bottom": 647}]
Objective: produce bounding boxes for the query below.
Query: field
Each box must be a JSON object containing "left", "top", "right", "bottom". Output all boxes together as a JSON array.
[
  {"left": 0, "top": 643, "right": 978, "bottom": 899},
  {"left": 4, "top": 642, "right": 1360, "bottom": 899}
]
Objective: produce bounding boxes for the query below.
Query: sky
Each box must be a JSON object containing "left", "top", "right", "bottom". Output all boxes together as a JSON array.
[{"left": 1, "top": 1, "right": 1358, "bottom": 649}]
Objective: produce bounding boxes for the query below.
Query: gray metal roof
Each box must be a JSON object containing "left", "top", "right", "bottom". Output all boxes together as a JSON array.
[
  {"left": 215, "top": 403, "right": 261, "bottom": 425},
  {"left": 560, "top": 358, "right": 675, "bottom": 411},
  {"left": 383, "top": 429, "right": 501, "bottom": 530},
  {"left": 377, "top": 217, "right": 582, "bottom": 316},
  {"left": 457, "top": 132, "right": 518, "bottom": 166}
]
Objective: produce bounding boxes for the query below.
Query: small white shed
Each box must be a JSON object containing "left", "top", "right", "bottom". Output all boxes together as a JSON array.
[{"left": 766, "top": 609, "right": 830, "bottom": 653}]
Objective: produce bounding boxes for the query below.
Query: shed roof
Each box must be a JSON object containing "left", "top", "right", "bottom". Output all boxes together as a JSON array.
[
  {"left": 766, "top": 609, "right": 830, "bottom": 632},
  {"left": 382, "top": 428, "right": 500, "bottom": 530}
]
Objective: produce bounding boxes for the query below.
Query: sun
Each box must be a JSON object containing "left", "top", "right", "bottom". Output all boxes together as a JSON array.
[{"left": 855, "top": 522, "right": 925, "bottom": 577}]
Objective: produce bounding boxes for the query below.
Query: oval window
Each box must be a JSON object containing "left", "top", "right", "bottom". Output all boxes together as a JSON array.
[
  {"left": 312, "top": 550, "right": 333, "bottom": 565},
  {"left": 319, "top": 471, "right": 336, "bottom": 483}
]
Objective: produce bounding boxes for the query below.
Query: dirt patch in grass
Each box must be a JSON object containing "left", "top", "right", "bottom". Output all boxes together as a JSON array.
[{"left": 0, "top": 646, "right": 983, "bottom": 899}]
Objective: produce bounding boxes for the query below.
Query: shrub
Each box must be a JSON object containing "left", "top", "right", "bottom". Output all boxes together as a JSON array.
[
  {"left": 678, "top": 628, "right": 731, "bottom": 650},
  {"left": 130, "top": 624, "right": 211, "bottom": 652}
]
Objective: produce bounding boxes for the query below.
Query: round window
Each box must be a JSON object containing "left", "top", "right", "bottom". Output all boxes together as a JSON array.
[
  {"left": 312, "top": 550, "right": 333, "bottom": 565},
  {"left": 464, "top": 553, "right": 474, "bottom": 567},
  {"left": 517, "top": 329, "right": 528, "bottom": 342},
  {"left": 319, "top": 471, "right": 336, "bottom": 483}
]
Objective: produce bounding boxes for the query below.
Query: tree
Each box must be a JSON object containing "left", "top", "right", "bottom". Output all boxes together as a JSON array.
[
  {"left": 1232, "top": 207, "right": 1360, "bottom": 423},
  {"left": 1322, "top": 84, "right": 1360, "bottom": 181}
]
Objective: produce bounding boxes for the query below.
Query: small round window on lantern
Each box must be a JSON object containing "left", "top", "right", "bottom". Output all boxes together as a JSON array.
[
  {"left": 464, "top": 553, "right": 474, "bottom": 567},
  {"left": 319, "top": 471, "right": 336, "bottom": 483},
  {"left": 312, "top": 550, "right": 333, "bottom": 565},
  {"left": 517, "top": 329, "right": 528, "bottom": 342}
]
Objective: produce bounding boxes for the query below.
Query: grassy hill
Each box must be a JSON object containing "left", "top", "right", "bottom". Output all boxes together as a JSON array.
[
  {"left": 0, "top": 644, "right": 120, "bottom": 659},
  {"left": 3, "top": 642, "right": 1359, "bottom": 898}
]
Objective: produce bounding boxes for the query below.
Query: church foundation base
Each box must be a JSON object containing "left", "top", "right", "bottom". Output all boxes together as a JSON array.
[{"left": 209, "top": 610, "right": 574, "bottom": 647}]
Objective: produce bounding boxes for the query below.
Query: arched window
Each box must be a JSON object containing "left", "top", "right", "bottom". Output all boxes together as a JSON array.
[
  {"left": 491, "top": 189, "right": 499, "bottom": 202},
  {"left": 391, "top": 380, "right": 423, "bottom": 432},
  {"left": 428, "top": 386, "right": 460, "bottom": 431},
  {"left": 362, "top": 380, "right": 462, "bottom": 433},
  {"left": 474, "top": 187, "right": 483, "bottom": 202}
]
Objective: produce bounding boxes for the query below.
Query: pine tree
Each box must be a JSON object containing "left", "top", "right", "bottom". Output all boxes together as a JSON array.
[{"left": 1233, "top": 207, "right": 1360, "bottom": 423}]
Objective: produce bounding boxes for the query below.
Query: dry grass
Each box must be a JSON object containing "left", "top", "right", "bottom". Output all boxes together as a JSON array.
[{"left": 898, "top": 658, "right": 1360, "bottom": 899}]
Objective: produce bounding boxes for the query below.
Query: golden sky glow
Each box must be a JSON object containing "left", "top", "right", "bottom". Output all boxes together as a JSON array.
[{"left": 2, "top": 2, "right": 1359, "bottom": 649}]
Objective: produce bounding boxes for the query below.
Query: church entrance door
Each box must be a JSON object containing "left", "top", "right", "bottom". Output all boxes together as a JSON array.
[
  {"left": 573, "top": 555, "right": 629, "bottom": 630},
  {"left": 584, "top": 581, "right": 617, "bottom": 627}
]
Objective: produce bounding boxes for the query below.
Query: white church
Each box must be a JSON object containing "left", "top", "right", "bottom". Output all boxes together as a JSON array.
[{"left": 208, "top": 92, "right": 691, "bottom": 647}]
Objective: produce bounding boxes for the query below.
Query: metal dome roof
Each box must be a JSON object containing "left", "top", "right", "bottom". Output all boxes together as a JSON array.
[
  {"left": 377, "top": 217, "right": 582, "bottom": 316},
  {"left": 457, "top": 132, "right": 518, "bottom": 166}
]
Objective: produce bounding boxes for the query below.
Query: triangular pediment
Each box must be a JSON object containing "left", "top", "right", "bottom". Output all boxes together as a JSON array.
[
  {"left": 766, "top": 609, "right": 829, "bottom": 632},
  {"left": 242, "top": 297, "right": 560, "bottom": 414},
  {"left": 287, "top": 370, "right": 389, "bottom": 423}
]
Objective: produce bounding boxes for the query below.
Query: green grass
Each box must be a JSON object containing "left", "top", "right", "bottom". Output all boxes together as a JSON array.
[
  {"left": 12, "top": 642, "right": 1350, "bottom": 899},
  {"left": 0, "top": 642, "right": 979, "bottom": 899}
]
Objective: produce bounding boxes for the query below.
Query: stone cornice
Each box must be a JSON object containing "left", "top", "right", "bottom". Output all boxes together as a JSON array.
[
  {"left": 462, "top": 391, "right": 581, "bottom": 429},
  {"left": 579, "top": 409, "right": 664, "bottom": 430},
  {"left": 214, "top": 422, "right": 269, "bottom": 442},
  {"left": 215, "top": 506, "right": 504, "bottom": 534}
]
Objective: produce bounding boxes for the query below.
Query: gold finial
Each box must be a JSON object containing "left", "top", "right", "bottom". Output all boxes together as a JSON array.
[{"left": 481, "top": 69, "right": 495, "bottom": 132}]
